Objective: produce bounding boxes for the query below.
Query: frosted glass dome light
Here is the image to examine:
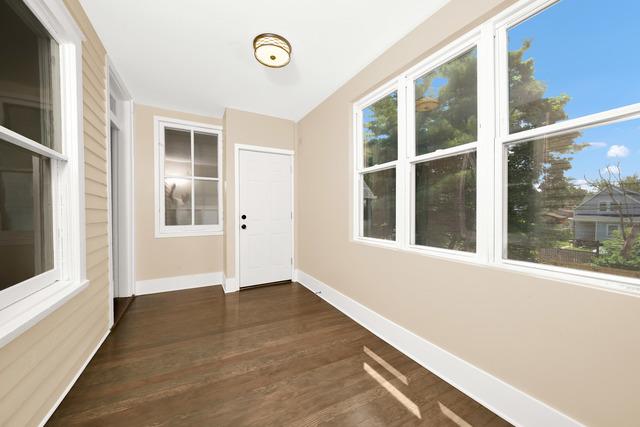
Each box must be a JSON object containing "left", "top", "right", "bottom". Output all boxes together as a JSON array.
[{"left": 253, "top": 33, "right": 291, "bottom": 68}]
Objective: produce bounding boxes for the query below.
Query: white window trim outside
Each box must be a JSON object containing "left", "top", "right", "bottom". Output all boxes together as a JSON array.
[
  {"left": 352, "top": 0, "right": 640, "bottom": 296},
  {"left": 154, "top": 116, "right": 224, "bottom": 238},
  {"left": 0, "top": 0, "right": 87, "bottom": 348},
  {"left": 607, "top": 224, "right": 620, "bottom": 237}
]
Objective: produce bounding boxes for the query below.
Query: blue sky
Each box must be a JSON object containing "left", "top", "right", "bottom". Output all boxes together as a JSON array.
[
  {"left": 363, "top": 1, "right": 640, "bottom": 188},
  {"left": 508, "top": 0, "right": 640, "bottom": 187},
  {"left": 559, "top": 120, "right": 640, "bottom": 188}
]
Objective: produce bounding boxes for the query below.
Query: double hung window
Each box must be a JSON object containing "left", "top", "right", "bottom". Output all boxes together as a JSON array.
[
  {"left": 354, "top": 0, "right": 640, "bottom": 291},
  {"left": 1, "top": 0, "right": 69, "bottom": 309}
]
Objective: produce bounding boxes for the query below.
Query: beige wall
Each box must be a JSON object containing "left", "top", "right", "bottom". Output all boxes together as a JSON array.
[
  {"left": 134, "top": 104, "right": 224, "bottom": 281},
  {"left": 296, "top": 0, "right": 640, "bottom": 426},
  {"left": 223, "top": 108, "right": 296, "bottom": 278},
  {"left": 0, "top": 0, "right": 110, "bottom": 425}
]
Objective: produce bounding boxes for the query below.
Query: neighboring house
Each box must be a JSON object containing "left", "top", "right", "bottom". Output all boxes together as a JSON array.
[{"left": 572, "top": 187, "right": 640, "bottom": 242}]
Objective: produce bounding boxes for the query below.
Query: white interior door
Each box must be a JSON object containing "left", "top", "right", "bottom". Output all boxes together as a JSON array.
[{"left": 238, "top": 149, "right": 293, "bottom": 287}]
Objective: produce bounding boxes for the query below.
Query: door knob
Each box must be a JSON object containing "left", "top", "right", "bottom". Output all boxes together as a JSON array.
[{"left": 241, "top": 224, "right": 247, "bottom": 229}]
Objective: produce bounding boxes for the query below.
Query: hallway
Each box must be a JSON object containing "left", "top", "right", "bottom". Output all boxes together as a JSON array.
[{"left": 48, "top": 283, "right": 509, "bottom": 426}]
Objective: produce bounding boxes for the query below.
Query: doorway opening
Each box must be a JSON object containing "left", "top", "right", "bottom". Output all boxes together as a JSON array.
[{"left": 108, "top": 63, "right": 135, "bottom": 327}]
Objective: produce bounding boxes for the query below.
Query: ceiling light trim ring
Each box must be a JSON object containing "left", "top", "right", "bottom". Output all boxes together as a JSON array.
[{"left": 253, "top": 33, "right": 292, "bottom": 68}]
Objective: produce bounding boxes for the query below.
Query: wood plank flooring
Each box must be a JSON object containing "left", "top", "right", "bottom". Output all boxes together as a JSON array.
[{"left": 48, "top": 282, "right": 511, "bottom": 426}]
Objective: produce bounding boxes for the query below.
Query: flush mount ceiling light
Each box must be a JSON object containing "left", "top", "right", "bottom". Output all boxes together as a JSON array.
[
  {"left": 253, "top": 33, "right": 292, "bottom": 68},
  {"left": 415, "top": 96, "right": 439, "bottom": 112}
]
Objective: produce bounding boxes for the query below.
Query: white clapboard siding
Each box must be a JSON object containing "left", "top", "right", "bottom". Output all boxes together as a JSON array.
[{"left": 0, "top": 1, "right": 111, "bottom": 425}]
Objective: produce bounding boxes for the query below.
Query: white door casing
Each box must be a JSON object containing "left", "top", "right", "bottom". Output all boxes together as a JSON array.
[
  {"left": 238, "top": 148, "right": 293, "bottom": 287},
  {"left": 106, "top": 59, "right": 134, "bottom": 329}
]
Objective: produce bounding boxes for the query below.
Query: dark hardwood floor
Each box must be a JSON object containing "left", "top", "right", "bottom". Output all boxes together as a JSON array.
[
  {"left": 112, "top": 296, "right": 134, "bottom": 328},
  {"left": 48, "top": 282, "right": 510, "bottom": 426}
]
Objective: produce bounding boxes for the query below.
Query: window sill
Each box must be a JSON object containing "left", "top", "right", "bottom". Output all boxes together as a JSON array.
[
  {"left": 155, "top": 229, "right": 224, "bottom": 238},
  {"left": 352, "top": 236, "right": 401, "bottom": 250},
  {"left": 352, "top": 236, "right": 482, "bottom": 264},
  {"left": 0, "top": 279, "right": 89, "bottom": 349},
  {"left": 496, "top": 259, "right": 640, "bottom": 297},
  {"left": 351, "top": 236, "right": 640, "bottom": 297}
]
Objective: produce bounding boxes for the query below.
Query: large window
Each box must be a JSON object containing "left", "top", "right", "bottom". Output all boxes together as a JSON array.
[
  {"left": 354, "top": 0, "right": 640, "bottom": 292},
  {"left": 1, "top": 0, "right": 60, "bottom": 302},
  {"left": 155, "top": 118, "right": 223, "bottom": 237},
  {"left": 0, "top": 0, "right": 84, "bottom": 317}
]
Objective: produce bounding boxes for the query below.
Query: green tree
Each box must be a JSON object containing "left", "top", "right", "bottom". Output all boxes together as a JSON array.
[
  {"left": 509, "top": 40, "right": 570, "bottom": 133},
  {"left": 414, "top": 48, "right": 477, "bottom": 155},
  {"left": 588, "top": 166, "right": 640, "bottom": 262},
  {"left": 593, "top": 229, "right": 640, "bottom": 271},
  {"left": 363, "top": 92, "right": 397, "bottom": 167},
  {"left": 506, "top": 42, "right": 586, "bottom": 261},
  {"left": 412, "top": 48, "right": 477, "bottom": 251},
  {"left": 365, "top": 40, "right": 586, "bottom": 254},
  {"left": 619, "top": 175, "right": 640, "bottom": 193}
]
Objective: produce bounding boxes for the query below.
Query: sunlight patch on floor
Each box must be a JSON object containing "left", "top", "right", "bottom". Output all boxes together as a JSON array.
[
  {"left": 363, "top": 362, "right": 421, "bottom": 419},
  {"left": 363, "top": 346, "right": 408, "bottom": 385},
  {"left": 438, "top": 401, "right": 472, "bottom": 427}
]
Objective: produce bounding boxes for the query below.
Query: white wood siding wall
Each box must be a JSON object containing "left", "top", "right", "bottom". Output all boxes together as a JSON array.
[{"left": 0, "top": 1, "right": 110, "bottom": 425}]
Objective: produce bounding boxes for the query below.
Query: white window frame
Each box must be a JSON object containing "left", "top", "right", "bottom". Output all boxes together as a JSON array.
[
  {"left": 154, "top": 116, "right": 223, "bottom": 238},
  {"left": 607, "top": 224, "right": 620, "bottom": 238},
  {"left": 353, "top": 29, "right": 487, "bottom": 264},
  {"left": 353, "top": 79, "right": 405, "bottom": 249},
  {"left": 405, "top": 30, "right": 486, "bottom": 263},
  {"left": 0, "top": 0, "right": 87, "bottom": 348},
  {"left": 492, "top": 0, "right": 640, "bottom": 294},
  {"left": 352, "top": 0, "right": 640, "bottom": 295}
]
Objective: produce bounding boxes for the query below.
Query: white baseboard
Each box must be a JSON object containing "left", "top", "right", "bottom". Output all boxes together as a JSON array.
[
  {"left": 135, "top": 272, "right": 222, "bottom": 296},
  {"left": 222, "top": 275, "right": 239, "bottom": 293},
  {"left": 295, "top": 270, "right": 581, "bottom": 427},
  {"left": 39, "top": 329, "right": 109, "bottom": 427}
]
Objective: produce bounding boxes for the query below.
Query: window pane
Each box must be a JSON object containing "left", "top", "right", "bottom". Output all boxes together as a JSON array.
[
  {"left": 508, "top": 0, "right": 640, "bottom": 133},
  {"left": 194, "top": 132, "right": 218, "bottom": 178},
  {"left": 415, "top": 48, "right": 477, "bottom": 155},
  {"left": 363, "top": 92, "right": 397, "bottom": 167},
  {"left": 164, "top": 178, "right": 192, "bottom": 226},
  {"left": 0, "top": 139, "right": 53, "bottom": 291},
  {"left": 164, "top": 128, "right": 191, "bottom": 176},
  {"left": 362, "top": 168, "right": 395, "bottom": 240},
  {"left": 194, "top": 180, "right": 218, "bottom": 225},
  {"left": 415, "top": 152, "right": 476, "bottom": 252},
  {"left": 0, "top": 0, "right": 60, "bottom": 150},
  {"left": 506, "top": 118, "right": 640, "bottom": 280}
]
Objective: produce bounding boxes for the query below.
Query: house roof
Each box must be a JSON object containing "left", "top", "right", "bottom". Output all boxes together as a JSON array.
[{"left": 576, "top": 186, "right": 640, "bottom": 209}]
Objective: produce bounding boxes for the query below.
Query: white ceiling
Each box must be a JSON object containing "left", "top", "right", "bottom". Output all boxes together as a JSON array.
[{"left": 80, "top": 0, "right": 449, "bottom": 121}]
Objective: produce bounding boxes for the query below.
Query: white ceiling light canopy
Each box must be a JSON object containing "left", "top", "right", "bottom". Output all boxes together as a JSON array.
[{"left": 253, "top": 33, "right": 292, "bottom": 68}]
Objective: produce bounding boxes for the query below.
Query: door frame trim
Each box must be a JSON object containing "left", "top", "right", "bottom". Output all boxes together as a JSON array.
[
  {"left": 106, "top": 58, "right": 135, "bottom": 328},
  {"left": 234, "top": 144, "right": 295, "bottom": 289}
]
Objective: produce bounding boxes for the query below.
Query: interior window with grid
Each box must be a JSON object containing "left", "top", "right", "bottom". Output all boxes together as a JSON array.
[{"left": 158, "top": 120, "right": 222, "bottom": 236}]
